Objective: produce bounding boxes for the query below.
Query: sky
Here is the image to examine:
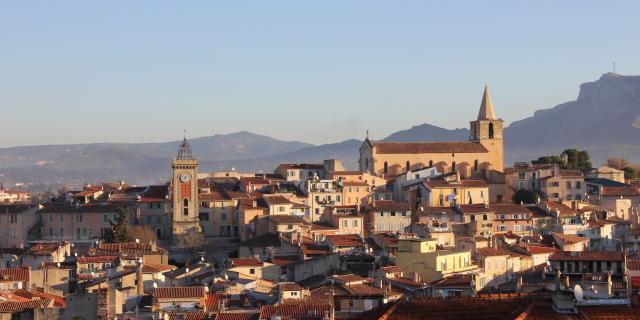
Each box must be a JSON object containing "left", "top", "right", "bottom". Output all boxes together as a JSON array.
[{"left": 1, "top": 1, "right": 639, "bottom": 147}]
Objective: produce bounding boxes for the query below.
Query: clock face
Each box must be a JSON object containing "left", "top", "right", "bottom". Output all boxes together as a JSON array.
[{"left": 179, "top": 173, "right": 190, "bottom": 183}]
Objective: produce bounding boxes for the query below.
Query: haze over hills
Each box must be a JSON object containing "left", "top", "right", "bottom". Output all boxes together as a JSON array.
[{"left": 2, "top": 73, "right": 639, "bottom": 187}]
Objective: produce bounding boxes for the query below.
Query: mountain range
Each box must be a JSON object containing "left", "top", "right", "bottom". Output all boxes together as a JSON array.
[{"left": 2, "top": 73, "right": 639, "bottom": 188}]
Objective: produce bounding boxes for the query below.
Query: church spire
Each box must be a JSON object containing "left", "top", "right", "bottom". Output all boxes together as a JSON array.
[
  {"left": 477, "top": 85, "right": 496, "bottom": 120},
  {"left": 176, "top": 133, "right": 194, "bottom": 160}
]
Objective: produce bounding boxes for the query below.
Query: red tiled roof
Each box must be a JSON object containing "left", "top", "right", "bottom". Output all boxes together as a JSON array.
[
  {"left": 167, "top": 313, "right": 209, "bottom": 320},
  {"left": 601, "top": 186, "right": 640, "bottom": 197},
  {"left": 488, "top": 204, "right": 532, "bottom": 214},
  {"left": 259, "top": 304, "right": 332, "bottom": 319},
  {"left": 215, "top": 313, "right": 259, "bottom": 320},
  {"left": 549, "top": 251, "right": 624, "bottom": 262},
  {"left": 263, "top": 195, "right": 292, "bottom": 205},
  {"left": 426, "top": 179, "right": 488, "bottom": 189},
  {"left": 279, "top": 282, "right": 303, "bottom": 291},
  {"left": 627, "top": 259, "right": 640, "bottom": 271},
  {"left": 0, "top": 268, "right": 29, "bottom": 282},
  {"left": 457, "top": 204, "right": 492, "bottom": 214},
  {"left": 26, "top": 242, "right": 67, "bottom": 256},
  {"left": 153, "top": 287, "right": 206, "bottom": 299},
  {"left": 230, "top": 258, "right": 263, "bottom": 267},
  {"left": 94, "top": 242, "right": 166, "bottom": 256},
  {"left": 558, "top": 170, "right": 583, "bottom": 178},
  {"left": 205, "top": 293, "right": 222, "bottom": 312},
  {"left": 199, "top": 192, "right": 227, "bottom": 202},
  {"left": 373, "top": 142, "right": 488, "bottom": 154},
  {"left": 76, "top": 256, "right": 118, "bottom": 264},
  {"left": 142, "top": 262, "right": 175, "bottom": 273},
  {"left": 0, "top": 299, "right": 52, "bottom": 313},
  {"left": 343, "top": 181, "right": 370, "bottom": 187},
  {"left": 342, "top": 284, "right": 385, "bottom": 296},
  {"left": 551, "top": 232, "right": 588, "bottom": 245},
  {"left": 430, "top": 274, "right": 473, "bottom": 287},
  {"left": 240, "top": 176, "right": 270, "bottom": 185},
  {"left": 325, "top": 234, "right": 364, "bottom": 247},
  {"left": 12, "top": 289, "right": 65, "bottom": 307}
]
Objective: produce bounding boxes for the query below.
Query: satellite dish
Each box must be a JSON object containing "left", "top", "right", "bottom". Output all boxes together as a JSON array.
[
  {"left": 185, "top": 268, "right": 190, "bottom": 273},
  {"left": 135, "top": 238, "right": 140, "bottom": 244},
  {"left": 574, "top": 285, "right": 584, "bottom": 302},
  {"left": 153, "top": 282, "right": 158, "bottom": 289},
  {"left": 224, "top": 273, "right": 229, "bottom": 280},
  {"left": 200, "top": 256, "right": 205, "bottom": 262},
  {"left": 420, "top": 206, "right": 424, "bottom": 212}
]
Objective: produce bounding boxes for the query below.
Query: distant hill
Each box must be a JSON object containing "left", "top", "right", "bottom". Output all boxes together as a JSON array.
[
  {"left": 383, "top": 123, "right": 469, "bottom": 142},
  {"left": 2, "top": 73, "right": 640, "bottom": 187}
]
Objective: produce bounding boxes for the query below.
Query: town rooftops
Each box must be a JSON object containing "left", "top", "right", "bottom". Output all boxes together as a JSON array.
[
  {"left": 0, "top": 205, "right": 35, "bottom": 214},
  {"left": 153, "top": 286, "right": 206, "bottom": 300},
  {"left": 25, "top": 242, "right": 68, "bottom": 256},
  {"left": 259, "top": 304, "right": 331, "bottom": 320},
  {"left": 93, "top": 242, "right": 167, "bottom": 256},
  {"left": 75, "top": 255, "right": 118, "bottom": 264},
  {"left": 601, "top": 186, "right": 640, "bottom": 197},
  {"left": 278, "top": 163, "right": 325, "bottom": 170},
  {"left": 267, "top": 215, "right": 309, "bottom": 225},
  {"left": 425, "top": 178, "right": 488, "bottom": 189},
  {"left": 279, "top": 282, "right": 303, "bottom": 291},
  {"left": 0, "top": 268, "right": 29, "bottom": 282},
  {"left": 549, "top": 251, "right": 624, "bottom": 262},
  {"left": 430, "top": 274, "right": 474, "bottom": 288},
  {"left": 488, "top": 204, "right": 533, "bottom": 215},
  {"left": 238, "top": 232, "right": 282, "bottom": 248},
  {"left": 230, "top": 258, "right": 263, "bottom": 267},
  {"left": 372, "top": 141, "right": 488, "bottom": 154},
  {"left": 324, "top": 234, "right": 364, "bottom": 247},
  {"left": 262, "top": 195, "right": 292, "bottom": 205},
  {"left": 457, "top": 204, "right": 492, "bottom": 214},
  {"left": 585, "top": 178, "right": 628, "bottom": 187},
  {"left": 37, "top": 203, "right": 122, "bottom": 214}
]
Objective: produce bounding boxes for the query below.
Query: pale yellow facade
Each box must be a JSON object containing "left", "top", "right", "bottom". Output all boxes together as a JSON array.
[{"left": 395, "top": 238, "right": 477, "bottom": 283}]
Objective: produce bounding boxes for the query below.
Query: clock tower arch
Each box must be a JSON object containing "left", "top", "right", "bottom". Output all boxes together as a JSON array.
[{"left": 171, "top": 136, "right": 201, "bottom": 237}]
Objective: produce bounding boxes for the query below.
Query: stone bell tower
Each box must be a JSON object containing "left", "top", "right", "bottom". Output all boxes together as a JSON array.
[
  {"left": 171, "top": 135, "right": 201, "bottom": 238},
  {"left": 470, "top": 85, "right": 504, "bottom": 171}
]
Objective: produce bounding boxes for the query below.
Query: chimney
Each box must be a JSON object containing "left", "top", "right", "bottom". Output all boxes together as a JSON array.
[
  {"left": 413, "top": 271, "right": 420, "bottom": 283},
  {"left": 137, "top": 261, "right": 144, "bottom": 295},
  {"left": 607, "top": 270, "right": 613, "bottom": 295},
  {"left": 555, "top": 269, "right": 562, "bottom": 292},
  {"left": 564, "top": 275, "right": 570, "bottom": 289}
]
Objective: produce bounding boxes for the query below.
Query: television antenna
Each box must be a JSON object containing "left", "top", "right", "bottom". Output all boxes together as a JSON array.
[{"left": 574, "top": 284, "right": 584, "bottom": 302}]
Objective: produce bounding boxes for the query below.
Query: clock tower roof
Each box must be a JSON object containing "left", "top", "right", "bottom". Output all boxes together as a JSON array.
[{"left": 176, "top": 137, "right": 195, "bottom": 161}]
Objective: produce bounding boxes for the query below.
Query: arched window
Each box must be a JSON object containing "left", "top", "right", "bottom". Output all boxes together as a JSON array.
[
  {"left": 406, "top": 161, "right": 410, "bottom": 172},
  {"left": 383, "top": 161, "right": 388, "bottom": 174},
  {"left": 451, "top": 161, "right": 456, "bottom": 172},
  {"left": 428, "top": 160, "right": 433, "bottom": 167},
  {"left": 183, "top": 199, "right": 189, "bottom": 207},
  {"left": 474, "top": 159, "right": 479, "bottom": 171},
  {"left": 183, "top": 208, "right": 189, "bottom": 216},
  {"left": 488, "top": 123, "right": 494, "bottom": 139}
]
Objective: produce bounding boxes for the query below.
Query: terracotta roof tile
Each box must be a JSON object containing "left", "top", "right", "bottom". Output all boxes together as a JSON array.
[
  {"left": 549, "top": 251, "right": 624, "bottom": 262},
  {"left": 372, "top": 200, "right": 410, "bottom": 212},
  {"left": 230, "top": 258, "right": 263, "bottom": 267},
  {"left": 153, "top": 287, "right": 206, "bottom": 300},
  {"left": 373, "top": 142, "right": 488, "bottom": 154},
  {"left": 259, "top": 304, "right": 332, "bottom": 319},
  {"left": 0, "top": 268, "right": 29, "bottom": 282}
]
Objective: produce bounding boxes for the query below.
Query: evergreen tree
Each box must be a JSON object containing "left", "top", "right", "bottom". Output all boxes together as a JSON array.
[{"left": 104, "top": 205, "right": 134, "bottom": 243}]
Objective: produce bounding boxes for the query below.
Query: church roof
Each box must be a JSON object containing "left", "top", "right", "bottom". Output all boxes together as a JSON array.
[
  {"left": 477, "top": 85, "right": 496, "bottom": 120},
  {"left": 372, "top": 141, "right": 487, "bottom": 154},
  {"left": 176, "top": 137, "right": 194, "bottom": 160}
]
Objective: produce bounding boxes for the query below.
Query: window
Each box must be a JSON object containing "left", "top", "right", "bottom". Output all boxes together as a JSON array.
[
  {"left": 498, "top": 214, "right": 506, "bottom": 220},
  {"left": 498, "top": 225, "right": 507, "bottom": 231},
  {"left": 566, "top": 181, "right": 572, "bottom": 189},
  {"left": 406, "top": 161, "right": 410, "bottom": 172},
  {"left": 75, "top": 214, "right": 82, "bottom": 223},
  {"left": 353, "top": 220, "right": 358, "bottom": 227},
  {"left": 390, "top": 211, "right": 396, "bottom": 217},
  {"left": 488, "top": 123, "right": 494, "bottom": 138},
  {"left": 199, "top": 212, "right": 209, "bottom": 221},
  {"left": 482, "top": 214, "right": 488, "bottom": 221},
  {"left": 343, "top": 220, "right": 348, "bottom": 228},
  {"left": 59, "top": 214, "right": 64, "bottom": 222},
  {"left": 10, "top": 214, "right": 17, "bottom": 224},
  {"left": 183, "top": 208, "right": 189, "bottom": 215},
  {"left": 514, "top": 225, "right": 521, "bottom": 232},
  {"left": 518, "top": 172, "right": 526, "bottom": 180},
  {"left": 576, "top": 181, "right": 581, "bottom": 189},
  {"left": 59, "top": 227, "right": 64, "bottom": 238},
  {"left": 104, "top": 214, "right": 109, "bottom": 223},
  {"left": 221, "top": 212, "right": 227, "bottom": 221},
  {"left": 183, "top": 199, "right": 189, "bottom": 207},
  {"left": 249, "top": 268, "right": 255, "bottom": 275},
  {"left": 429, "top": 160, "right": 433, "bottom": 167},
  {"left": 401, "top": 211, "right": 407, "bottom": 217},
  {"left": 76, "top": 228, "right": 81, "bottom": 239},
  {"left": 49, "top": 228, "right": 53, "bottom": 237},
  {"left": 279, "top": 206, "right": 285, "bottom": 212},
  {"left": 451, "top": 162, "right": 456, "bottom": 172},
  {"left": 379, "top": 212, "right": 384, "bottom": 217},
  {"left": 10, "top": 229, "right": 16, "bottom": 238},
  {"left": 384, "top": 162, "right": 388, "bottom": 174},
  {"left": 49, "top": 214, "right": 53, "bottom": 222}
]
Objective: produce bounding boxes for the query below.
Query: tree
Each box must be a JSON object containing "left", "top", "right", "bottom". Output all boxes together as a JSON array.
[
  {"left": 623, "top": 167, "right": 639, "bottom": 180},
  {"left": 531, "top": 149, "right": 592, "bottom": 171},
  {"left": 179, "top": 231, "right": 205, "bottom": 265},
  {"left": 128, "top": 225, "right": 157, "bottom": 244},
  {"left": 103, "top": 205, "right": 134, "bottom": 243},
  {"left": 561, "top": 148, "right": 592, "bottom": 170},
  {"left": 512, "top": 189, "right": 540, "bottom": 205}
]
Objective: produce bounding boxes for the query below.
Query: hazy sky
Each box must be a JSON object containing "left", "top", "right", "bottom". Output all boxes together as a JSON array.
[{"left": 1, "top": 1, "right": 639, "bottom": 147}]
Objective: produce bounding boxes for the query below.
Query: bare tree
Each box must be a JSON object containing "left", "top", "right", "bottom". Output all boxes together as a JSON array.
[{"left": 128, "top": 225, "right": 157, "bottom": 244}]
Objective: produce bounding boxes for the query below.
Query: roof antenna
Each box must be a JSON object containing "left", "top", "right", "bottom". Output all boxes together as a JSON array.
[
  {"left": 365, "top": 129, "right": 369, "bottom": 140},
  {"left": 612, "top": 62, "right": 616, "bottom": 74}
]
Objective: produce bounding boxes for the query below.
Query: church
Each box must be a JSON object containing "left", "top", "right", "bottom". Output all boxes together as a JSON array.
[{"left": 359, "top": 86, "right": 504, "bottom": 178}]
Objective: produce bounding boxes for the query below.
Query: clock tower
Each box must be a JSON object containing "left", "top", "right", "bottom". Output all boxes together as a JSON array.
[{"left": 171, "top": 136, "right": 201, "bottom": 237}]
